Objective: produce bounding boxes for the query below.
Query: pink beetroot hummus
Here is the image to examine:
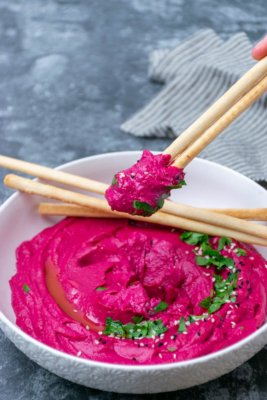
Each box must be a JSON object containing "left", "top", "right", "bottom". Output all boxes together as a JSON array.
[
  {"left": 10, "top": 217, "right": 267, "bottom": 365},
  {"left": 105, "top": 150, "right": 185, "bottom": 216}
]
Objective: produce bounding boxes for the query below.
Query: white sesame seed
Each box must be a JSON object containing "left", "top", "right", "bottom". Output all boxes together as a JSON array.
[
  {"left": 77, "top": 351, "right": 82, "bottom": 357},
  {"left": 94, "top": 340, "right": 99, "bottom": 345},
  {"left": 226, "top": 311, "right": 231, "bottom": 315},
  {"left": 174, "top": 321, "right": 179, "bottom": 326},
  {"left": 231, "top": 321, "right": 236, "bottom": 328},
  {"left": 73, "top": 309, "right": 78, "bottom": 313},
  {"left": 249, "top": 257, "right": 255, "bottom": 261},
  {"left": 211, "top": 318, "right": 215, "bottom": 323},
  {"left": 158, "top": 353, "right": 163, "bottom": 359},
  {"left": 185, "top": 250, "right": 189, "bottom": 254},
  {"left": 185, "top": 321, "right": 190, "bottom": 326},
  {"left": 160, "top": 334, "right": 165, "bottom": 339},
  {"left": 212, "top": 277, "right": 215, "bottom": 282},
  {"left": 173, "top": 354, "right": 177, "bottom": 360},
  {"left": 98, "top": 331, "right": 103, "bottom": 335},
  {"left": 164, "top": 342, "right": 168, "bottom": 346},
  {"left": 183, "top": 331, "right": 188, "bottom": 335},
  {"left": 85, "top": 325, "right": 90, "bottom": 330}
]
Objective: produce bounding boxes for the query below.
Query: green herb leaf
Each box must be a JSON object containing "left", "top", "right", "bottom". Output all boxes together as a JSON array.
[
  {"left": 178, "top": 317, "right": 187, "bottom": 333},
  {"left": 133, "top": 200, "right": 158, "bottom": 216},
  {"left": 180, "top": 232, "right": 209, "bottom": 246},
  {"left": 132, "top": 315, "right": 144, "bottom": 324},
  {"left": 199, "top": 296, "right": 212, "bottom": 309},
  {"left": 111, "top": 176, "right": 118, "bottom": 186},
  {"left": 154, "top": 301, "right": 168, "bottom": 313},
  {"left": 208, "top": 301, "right": 223, "bottom": 314},
  {"left": 218, "top": 237, "right": 232, "bottom": 251},
  {"left": 236, "top": 248, "right": 247, "bottom": 257},
  {"left": 167, "top": 179, "right": 187, "bottom": 190},
  {"left": 103, "top": 317, "right": 167, "bottom": 339},
  {"left": 96, "top": 286, "right": 107, "bottom": 291},
  {"left": 23, "top": 284, "right": 30, "bottom": 293}
]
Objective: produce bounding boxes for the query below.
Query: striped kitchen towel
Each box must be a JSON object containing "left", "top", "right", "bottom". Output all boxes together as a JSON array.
[{"left": 121, "top": 29, "right": 267, "bottom": 181}]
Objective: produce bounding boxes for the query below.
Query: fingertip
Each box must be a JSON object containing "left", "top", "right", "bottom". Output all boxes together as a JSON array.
[{"left": 252, "top": 36, "right": 267, "bottom": 60}]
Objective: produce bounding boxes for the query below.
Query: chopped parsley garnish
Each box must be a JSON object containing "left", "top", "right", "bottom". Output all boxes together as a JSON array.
[
  {"left": 181, "top": 232, "right": 234, "bottom": 271},
  {"left": 235, "top": 248, "right": 247, "bottom": 257},
  {"left": 199, "top": 272, "right": 238, "bottom": 314},
  {"left": 180, "top": 231, "right": 239, "bottom": 316},
  {"left": 132, "top": 315, "right": 144, "bottom": 324},
  {"left": 23, "top": 284, "right": 30, "bottom": 293},
  {"left": 154, "top": 301, "right": 168, "bottom": 313},
  {"left": 111, "top": 176, "right": 118, "bottom": 186},
  {"left": 178, "top": 317, "right": 187, "bottom": 333},
  {"left": 167, "top": 179, "right": 187, "bottom": 190},
  {"left": 133, "top": 200, "right": 158, "bottom": 216},
  {"left": 96, "top": 286, "right": 107, "bottom": 291},
  {"left": 188, "top": 314, "right": 205, "bottom": 323},
  {"left": 218, "top": 237, "right": 232, "bottom": 251},
  {"left": 103, "top": 317, "right": 167, "bottom": 339},
  {"left": 180, "top": 232, "right": 208, "bottom": 246}
]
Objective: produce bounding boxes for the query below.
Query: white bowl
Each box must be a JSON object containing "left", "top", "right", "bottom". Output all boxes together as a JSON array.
[{"left": 0, "top": 151, "right": 267, "bottom": 394}]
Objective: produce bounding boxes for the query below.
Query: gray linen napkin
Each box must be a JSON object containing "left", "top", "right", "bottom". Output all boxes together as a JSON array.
[{"left": 121, "top": 29, "right": 267, "bottom": 181}]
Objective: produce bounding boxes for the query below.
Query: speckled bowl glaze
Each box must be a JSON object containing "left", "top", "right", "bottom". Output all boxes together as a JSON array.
[{"left": 0, "top": 151, "right": 267, "bottom": 394}]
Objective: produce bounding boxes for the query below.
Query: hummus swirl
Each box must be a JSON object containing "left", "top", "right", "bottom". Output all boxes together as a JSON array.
[
  {"left": 105, "top": 150, "right": 185, "bottom": 216},
  {"left": 11, "top": 218, "right": 267, "bottom": 365}
]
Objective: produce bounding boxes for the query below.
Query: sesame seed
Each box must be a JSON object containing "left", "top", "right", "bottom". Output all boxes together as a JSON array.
[
  {"left": 158, "top": 353, "right": 163, "bottom": 359},
  {"left": 185, "top": 321, "right": 190, "bottom": 326},
  {"left": 73, "top": 309, "right": 78, "bottom": 313},
  {"left": 173, "top": 354, "right": 177, "bottom": 359},
  {"left": 211, "top": 318, "right": 215, "bottom": 323},
  {"left": 212, "top": 277, "right": 215, "bottom": 282},
  {"left": 160, "top": 334, "right": 165, "bottom": 339},
  {"left": 77, "top": 351, "right": 82, "bottom": 357},
  {"left": 226, "top": 311, "right": 231, "bottom": 315},
  {"left": 139, "top": 343, "right": 144, "bottom": 347},
  {"left": 249, "top": 257, "right": 255, "bottom": 261},
  {"left": 164, "top": 342, "right": 168, "bottom": 346},
  {"left": 85, "top": 325, "right": 90, "bottom": 330},
  {"left": 94, "top": 340, "right": 99, "bottom": 345},
  {"left": 185, "top": 250, "right": 189, "bottom": 254},
  {"left": 183, "top": 331, "right": 188, "bottom": 335},
  {"left": 231, "top": 322, "right": 236, "bottom": 328},
  {"left": 98, "top": 331, "right": 103, "bottom": 335}
]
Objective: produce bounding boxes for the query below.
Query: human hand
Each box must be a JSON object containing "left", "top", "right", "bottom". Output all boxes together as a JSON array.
[{"left": 252, "top": 36, "right": 267, "bottom": 60}]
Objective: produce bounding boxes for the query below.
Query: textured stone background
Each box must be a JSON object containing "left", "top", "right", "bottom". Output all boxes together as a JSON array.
[{"left": 0, "top": 0, "right": 266, "bottom": 398}]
